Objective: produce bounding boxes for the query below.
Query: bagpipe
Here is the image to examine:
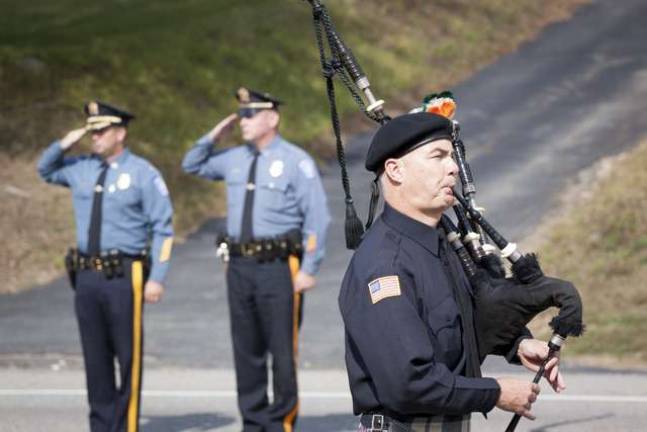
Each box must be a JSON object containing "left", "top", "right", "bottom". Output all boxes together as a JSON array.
[{"left": 303, "top": 1, "right": 585, "bottom": 430}]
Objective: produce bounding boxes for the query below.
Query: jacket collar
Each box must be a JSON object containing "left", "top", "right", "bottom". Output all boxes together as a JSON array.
[
  {"left": 381, "top": 203, "right": 440, "bottom": 257},
  {"left": 246, "top": 134, "right": 282, "bottom": 156}
]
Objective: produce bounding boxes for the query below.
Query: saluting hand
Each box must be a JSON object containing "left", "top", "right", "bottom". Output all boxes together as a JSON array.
[
  {"left": 293, "top": 271, "right": 316, "bottom": 293},
  {"left": 208, "top": 113, "right": 238, "bottom": 143},
  {"left": 517, "top": 338, "right": 566, "bottom": 393},
  {"left": 60, "top": 127, "right": 87, "bottom": 150},
  {"left": 144, "top": 280, "right": 164, "bottom": 303}
]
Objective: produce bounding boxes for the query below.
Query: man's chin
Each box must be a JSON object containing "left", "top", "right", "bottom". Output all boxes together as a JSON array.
[{"left": 91, "top": 148, "right": 106, "bottom": 158}]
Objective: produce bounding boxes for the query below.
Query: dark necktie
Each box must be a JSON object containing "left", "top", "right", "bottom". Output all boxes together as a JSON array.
[
  {"left": 87, "top": 162, "right": 109, "bottom": 256},
  {"left": 240, "top": 150, "right": 260, "bottom": 243},
  {"left": 440, "top": 238, "right": 482, "bottom": 378}
]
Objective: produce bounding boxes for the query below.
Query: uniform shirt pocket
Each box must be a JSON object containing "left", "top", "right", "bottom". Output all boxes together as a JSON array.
[
  {"left": 257, "top": 177, "right": 290, "bottom": 210},
  {"left": 225, "top": 170, "right": 247, "bottom": 203},
  {"left": 105, "top": 180, "right": 140, "bottom": 209},
  {"left": 426, "top": 295, "right": 464, "bottom": 367},
  {"left": 72, "top": 180, "right": 95, "bottom": 201}
]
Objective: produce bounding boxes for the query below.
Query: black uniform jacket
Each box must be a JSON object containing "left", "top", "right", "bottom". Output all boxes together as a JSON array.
[{"left": 339, "top": 204, "right": 501, "bottom": 418}]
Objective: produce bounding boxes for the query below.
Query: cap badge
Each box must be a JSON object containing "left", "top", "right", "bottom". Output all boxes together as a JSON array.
[
  {"left": 237, "top": 87, "right": 250, "bottom": 104},
  {"left": 88, "top": 101, "right": 99, "bottom": 116}
]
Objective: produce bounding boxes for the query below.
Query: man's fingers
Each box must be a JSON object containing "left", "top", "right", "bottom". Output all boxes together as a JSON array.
[
  {"left": 60, "top": 128, "right": 87, "bottom": 149},
  {"left": 145, "top": 294, "right": 160, "bottom": 304},
  {"left": 294, "top": 283, "right": 315, "bottom": 294},
  {"left": 521, "top": 409, "right": 536, "bottom": 421},
  {"left": 550, "top": 364, "right": 559, "bottom": 382},
  {"left": 531, "top": 383, "right": 541, "bottom": 395},
  {"left": 210, "top": 113, "right": 239, "bottom": 141},
  {"left": 555, "top": 372, "right": 566, "bottom": 392},
  {"left": 225, "top": 113, "right": 239, "bottom": 125}
]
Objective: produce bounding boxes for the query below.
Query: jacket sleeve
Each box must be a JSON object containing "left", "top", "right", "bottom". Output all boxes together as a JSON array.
[
  {"left": 293, "top": 156, "right": 330, "bottom": 275},
  {"left": 340, "top": 259, "right": 501, "bottom": 416},
  {"left": 504, "top": 327, "right": 533, "bottom": 364},
  {"left": 181, "top": 133, "right": 232, "bottom": 180},
  {"left": 141, "top": 165, "right": 174, "bottom": 283}
]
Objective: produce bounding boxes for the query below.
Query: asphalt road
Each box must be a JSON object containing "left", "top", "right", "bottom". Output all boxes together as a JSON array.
[
  {"left": 2, "top": 369, "right": 647, "bottom": 432},
  {"left": 1, "top": 0, "right": 646, "bottom": 430}
]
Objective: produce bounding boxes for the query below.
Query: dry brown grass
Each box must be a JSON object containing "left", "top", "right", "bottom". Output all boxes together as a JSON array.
[
  {"left": 1, "top": 0, "right": 591, "bottom": 294},
  {"left": 525, "top": 138, "right": 647, "bottom": 363},
  {"left": 1, "top": 155, "right": 74, "bottom": 293}
]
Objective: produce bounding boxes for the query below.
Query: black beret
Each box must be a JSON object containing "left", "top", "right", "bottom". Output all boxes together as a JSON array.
[{"left": 365, "top": 112, "right": 453, "bottom": 172}]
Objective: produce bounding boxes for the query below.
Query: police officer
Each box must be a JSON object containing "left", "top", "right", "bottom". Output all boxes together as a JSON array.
[
  {"left": 182, "top": 87, "right": 330, "bottom": 432},
  {"left": 339, "top": 112, "right": 565, "bottom": 431},
  {"left": 38, "top": 101, "right": 174, "bottom": 432}
]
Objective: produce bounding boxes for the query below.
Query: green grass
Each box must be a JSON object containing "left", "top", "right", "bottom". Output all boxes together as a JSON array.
[
  {"left": 0, "top": 0, "right": 589, "bottom": 293},
  {"left": 529, "top": 138, "right": 647, "bottom": 364}
]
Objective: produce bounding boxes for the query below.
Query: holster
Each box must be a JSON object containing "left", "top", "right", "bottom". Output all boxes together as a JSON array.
[{"left": 64, "top": 248, "right": 78, "bottom": 290}]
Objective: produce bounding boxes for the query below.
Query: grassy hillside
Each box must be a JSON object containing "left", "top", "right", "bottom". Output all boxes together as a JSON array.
[
  {"left": 528, "top": 138, "right": 647, "bottom": 365},
  {"left": 0, "top": 0, "right": 589, "bottom": 292}
]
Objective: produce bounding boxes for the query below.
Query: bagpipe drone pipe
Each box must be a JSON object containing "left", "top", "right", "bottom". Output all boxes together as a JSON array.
[
  {"left": 303, "top": 1, "right": 585, "bottom": 430},
  {"left": 417, "top": 94, "right": 585, "bottom": 431}
]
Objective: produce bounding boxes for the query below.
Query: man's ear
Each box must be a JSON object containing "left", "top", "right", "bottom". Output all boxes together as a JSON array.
[
  {"left": 383, "top": 158, "right": 404, "bottom": 184},
  {"left": 115, "top": 126, "right": 128, "bottom": 142},
  {"left": 266, "top": 110, "right": 280, "bottom": 129}
]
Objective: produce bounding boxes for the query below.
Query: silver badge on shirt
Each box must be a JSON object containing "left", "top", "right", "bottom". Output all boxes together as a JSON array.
[
  {"left": 117, "top": 173, "right": 131, "bottom": 190},
  {"left": 269, "top": 160, "right": 284, "bottom": 178}
]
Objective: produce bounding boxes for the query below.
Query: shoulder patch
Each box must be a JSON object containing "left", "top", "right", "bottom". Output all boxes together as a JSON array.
[
  {"left": 368, "top": 275, "right": 401, "bottom": 304},
  {"left": 298, "top": 159, "right": 316, "bottom": 179},
  {"left": 154, "top": 176, "right": 169, "bottom": 196}
]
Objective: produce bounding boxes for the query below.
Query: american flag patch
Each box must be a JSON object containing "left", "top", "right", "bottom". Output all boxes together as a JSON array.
[{"left": 368, "top": 276, "right": 401, "bottom": 304}]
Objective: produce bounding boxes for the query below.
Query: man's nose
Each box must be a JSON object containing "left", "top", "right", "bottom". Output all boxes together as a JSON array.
[{"left": 448, "top": 158, "right": 459, "bottom": 177}]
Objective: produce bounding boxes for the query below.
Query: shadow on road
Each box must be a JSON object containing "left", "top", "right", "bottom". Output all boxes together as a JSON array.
[
  {"left": 140, "top": 412, "right": 358, "bottom": 431},
  {"left": 299, "top": 413, "right": 358, "bottom": 432},
  {"left": 141, "top": 412, "right": 235, "bottom": 432},
  {"left": 528, "top": 412, "right": 615, "bottom": 431}
]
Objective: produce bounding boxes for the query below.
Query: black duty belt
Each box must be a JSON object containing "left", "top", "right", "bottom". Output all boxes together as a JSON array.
[
  {"left": 215, "top": 230, "right": 302, "bottom": 263},
  {"left": 65, "top": 248, "right": 149, "bottom": 279},
  {"left": 360, "top": 414, "right": 390, "bottom": 431},
  {"left": 359, "top": 413, "right": 470, "bottom": 432}
]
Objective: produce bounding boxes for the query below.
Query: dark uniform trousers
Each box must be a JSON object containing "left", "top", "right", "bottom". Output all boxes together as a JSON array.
[
  {"left": 226, "top": 255, "right": 303, "bottom": 432},
  {"left": 75, "top": 259, "right": 145, "bottom": 432}
]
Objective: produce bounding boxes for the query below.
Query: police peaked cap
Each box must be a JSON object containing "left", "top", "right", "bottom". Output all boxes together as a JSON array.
[
  {"left": 236, "top": 87, "right": 282, "bottom": 119},
  {"left": 365, "top": 112, "right": 453, "bottom": 172},
  {"left": 235, "top": 87, "right": 283, "bottom": 110},
  {"left": 84, "top": 100, "right": 135, "bottom": 131}
]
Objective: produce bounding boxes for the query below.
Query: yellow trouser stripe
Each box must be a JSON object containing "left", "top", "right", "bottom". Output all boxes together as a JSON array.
[
  {"left": 283, "top": 255, "right": 301, "bottom": 432},
  {"left": 127, "top": 261, "right": 144, "bottom": 432}
]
